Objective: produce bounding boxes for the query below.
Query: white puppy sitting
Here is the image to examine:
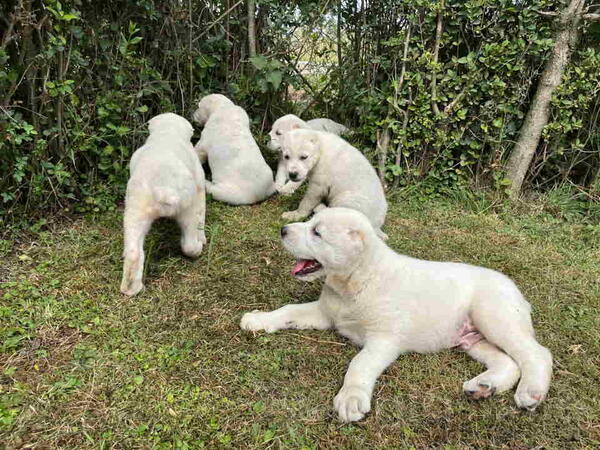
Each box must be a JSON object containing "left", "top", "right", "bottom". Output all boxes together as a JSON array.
[
  {"left": 279, "top": 129, "right": 388, "bottom": 240},
  {"left": 120, "top": 113, "right": 206, "bottom": 296},
  {"left": 193, "top": 94, "right": 275, "bottom": 205},
  {"left": 241, "top": 207, "right": 553, "bottom": 422},
  {"left": 268, "top": 114, "right": 348, "bottom": 195}
]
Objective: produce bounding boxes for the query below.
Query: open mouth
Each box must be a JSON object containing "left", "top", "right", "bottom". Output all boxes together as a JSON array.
[{"left": 291, "top": 259, "right": 323, "bottom": 277}]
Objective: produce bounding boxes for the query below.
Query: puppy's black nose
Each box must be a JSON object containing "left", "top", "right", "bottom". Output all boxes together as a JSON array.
[
  {"left": 280, "top": 226, "right": 289, "bottom": 238},
  {"left": 289, "top": 172, "right": 299, "bottom": 181}
]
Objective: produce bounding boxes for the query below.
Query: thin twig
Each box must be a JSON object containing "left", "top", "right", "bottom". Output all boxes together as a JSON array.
[{"left": 191, "top": 0, "right": 243, "bottom": 44}]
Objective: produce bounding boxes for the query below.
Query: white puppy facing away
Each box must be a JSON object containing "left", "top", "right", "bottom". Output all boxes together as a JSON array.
[
  {"left": 268, "top": 114, "right": 349, "bottom": 195},
  {"left": 193, "top": 94, "right": 275, "bottom": 205},
  {"left": 120, "top": 113, "right": 206, "bottom": 296},
  {"left": 241, "top": 208, "right": 553, "bottom": 422},
  {"left": 279, "top": 129, "right": 388, "bottom": 240}
]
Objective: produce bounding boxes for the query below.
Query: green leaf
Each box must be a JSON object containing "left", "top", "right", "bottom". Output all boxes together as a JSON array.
[
  {"left": 265, "top": 70, "right": 282, "bottom": 89},
  {"left": 249, "top": 55, "right": 268, "bottom": 70}
]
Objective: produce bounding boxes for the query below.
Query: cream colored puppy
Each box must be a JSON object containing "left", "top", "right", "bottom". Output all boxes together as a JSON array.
[
  {"left": 268, "top": 114, "right": 348, "bottom": 195},
  {"left": 280, "top": 129, "right": 388, "bottom": 239},
  {"left": 241, "top": 208, "right": 553, "bottom": 422},
  {"left": 193, "top": 94, "right": 275, "bottom": 205},
  {"left": 121, "top": 113, "right": 206, "bottom": 296}
]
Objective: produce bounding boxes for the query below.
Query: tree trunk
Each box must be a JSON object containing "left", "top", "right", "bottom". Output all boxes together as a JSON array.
[
  {"left": 431, "top": 0, "right": 444, "bottom": 116},
  {"left": 247, "top": 0, "right": 256, "bottom": 58},
  {"left": 505, "top": 0, "right": 585, "bottom": 199},
  {"left": 376, "top": 127, "right": 390, "bottom": 185},
  {"left": 337, "top": 0, "right": 342, "bottom": 99}
]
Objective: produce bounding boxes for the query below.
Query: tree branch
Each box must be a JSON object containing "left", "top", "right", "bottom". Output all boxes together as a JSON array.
[
  {"left": 431, "top": 0, "right": 444, "bottom": 116},
  {"left": 191, "top": 0, "right": 243, "bottom": 43}
]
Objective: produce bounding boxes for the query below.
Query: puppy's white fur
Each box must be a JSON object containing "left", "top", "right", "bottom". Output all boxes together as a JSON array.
[
  {"left": 241, "top": 208, "right": 553, "bottom": 422},
  {"left": 121, "top": 113, "right": 206, "bottom": 296},
  {"left": 268, "top": 114, "right": 348, "bottom": 195},
  {"left": 193, "top": 94, "right": 275, "bottom": 205},
  {"left": 280, "top": 129, "right": 388, "bottom": 239},
  {"left": 306, "top": 118, "right": 349, "bottom": 135}
]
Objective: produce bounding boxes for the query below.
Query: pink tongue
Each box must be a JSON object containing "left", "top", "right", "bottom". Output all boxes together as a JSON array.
[{"left": 292, "top": 259, "right": 311, "bottom": 275}]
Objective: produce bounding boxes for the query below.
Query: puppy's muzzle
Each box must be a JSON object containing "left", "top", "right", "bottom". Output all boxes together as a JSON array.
[
  {"left": 288, "top": 172, "right": 299, "bottom": 182},
  {"left": 281, "top": 226, "right": 289, "bottom": 238}
]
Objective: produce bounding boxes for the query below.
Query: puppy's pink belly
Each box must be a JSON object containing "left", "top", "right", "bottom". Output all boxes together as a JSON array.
[{"left": 454, "top": 317, "right": 484, "bottom": 350}]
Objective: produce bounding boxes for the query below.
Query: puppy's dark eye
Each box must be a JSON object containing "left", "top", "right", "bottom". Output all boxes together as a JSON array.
[
  {"left": 276, "top": 131, "right": 282, "bottom": 136},
  {"left": 300, "top": 155, "right": 308, "bottom": 160},
  {"left": 313, "top": 227, "right": 321, "bottom": 237},
  {"left": 284, "top": 154, "right": 290, "bottom": 160}
]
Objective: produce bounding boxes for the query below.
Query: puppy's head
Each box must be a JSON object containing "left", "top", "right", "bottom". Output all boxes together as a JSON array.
[
  {"left": 192, "top": 94, "right": 233, "bottom": 125},
  {"left": 268, "top": 114, "right": 306, "bottom": 152},
  {"left": 148, "top": 113, "right": 194, "bottom": 139},
  {"left": 280, "top": 129, "right": 321, "bottom": 183},
  {"left": 281, "top": 207, "right": 375, "bottom": 282}
]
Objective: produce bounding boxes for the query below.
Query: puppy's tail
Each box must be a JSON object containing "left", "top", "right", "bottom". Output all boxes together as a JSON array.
[{"left": 153, "top": 186, "right": 180, "bottom": 216}]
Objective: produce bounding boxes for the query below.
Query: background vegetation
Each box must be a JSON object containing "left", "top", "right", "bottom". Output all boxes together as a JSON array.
[{"left": 1, "top": 0, "right": 599, "bottom": 227}]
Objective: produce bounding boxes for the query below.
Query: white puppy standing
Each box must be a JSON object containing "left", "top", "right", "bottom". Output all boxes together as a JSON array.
[
  {"left": 193, "top": 94, "right": 275, "bottom": 205},
  {"left": 241, "top": 207, "right": 553, "bottom": 422},
  {"left": 268, "top": 114, "right": 348, "bottom": 195},
  {"left": 120, "top": 113, "right": 206, "bottom": 296},
  {"left": 279, "top": 128, "right": 388, "bottom": 240}
]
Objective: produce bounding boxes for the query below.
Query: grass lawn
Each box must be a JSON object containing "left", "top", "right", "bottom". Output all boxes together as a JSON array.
[{"left": 1, "top": 192, "right": 599, "bottom": 448}]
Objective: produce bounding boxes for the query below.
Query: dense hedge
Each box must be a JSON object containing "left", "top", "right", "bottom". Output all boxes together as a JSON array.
[{"left": 1, "top": 0, "right": 598, "bottom": 221}]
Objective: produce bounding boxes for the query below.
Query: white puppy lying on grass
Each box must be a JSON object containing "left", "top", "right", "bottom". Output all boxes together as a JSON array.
[
  {"left": 279, "top": 128, "right": 388, "bottom": 240},
  {"left": 193, "top": 94, "right": 275, "bottom": 205},
  {"left": 120, "top": 113, "right": 206, "bottom": 296},
  {"left": 268, "top": 114, "right": 349, "bottom": 195},
  {"left": 241, "top": 207, "right": 553, "bottom": 422}
]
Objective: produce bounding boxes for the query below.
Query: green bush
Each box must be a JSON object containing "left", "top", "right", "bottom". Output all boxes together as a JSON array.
[{"left": 1, "top": 0, "right": 598, "bottom": 227}]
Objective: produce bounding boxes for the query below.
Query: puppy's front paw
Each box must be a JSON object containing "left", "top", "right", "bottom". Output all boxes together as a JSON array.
[
  {"left": 333, "top": 385, "right": 371, "bottom": 423},
  {"left": 277, "top": 183, "right": 298, "bottom": 196},
  {"left": 313, "top": 204, "right": 327, "bottom": 214},
  {"left": 240, "top": 311, "right": 279, "bottom": 333},
  {"left": 281, "top": 210, "right": 305, "bottom": 221}
]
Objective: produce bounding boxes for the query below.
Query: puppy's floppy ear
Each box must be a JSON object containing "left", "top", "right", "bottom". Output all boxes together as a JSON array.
[
  {"left": 147, "top": 115, "right": 161, "bottom": 132},
  {"left": 305, "top": 131, "right": 320, "bottom": 152},
  {"left": 348, "top": 229, "right": 364, "bottom": 243},
  {"left": 347, "top": 228, "right": 365, "bottom": 251},
  {"left": 292, "top": 122, "right": 301, "bottom": 129}
]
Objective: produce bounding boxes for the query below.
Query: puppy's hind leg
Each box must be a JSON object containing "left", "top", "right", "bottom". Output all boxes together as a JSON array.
[
  {"left": 120, "top": 210, "right": 153, "bottom": 296},
  {"left": 375, "top": 228, "right": 388, "bottom": 240},
  {"left": 177, "top": 188, "right": 206, "bottom": 258},
  {"left": 207, "top": 182, "right": 251, "bottom": 205},
  {"left": 463, "top": 340, "right": 520, "bottom": 400},
  {"left": 194, "top": 142, "right": 208, "bottom": 164},
  {"left": 471, "top": 287, "right": 553, "bottom": 411}
]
